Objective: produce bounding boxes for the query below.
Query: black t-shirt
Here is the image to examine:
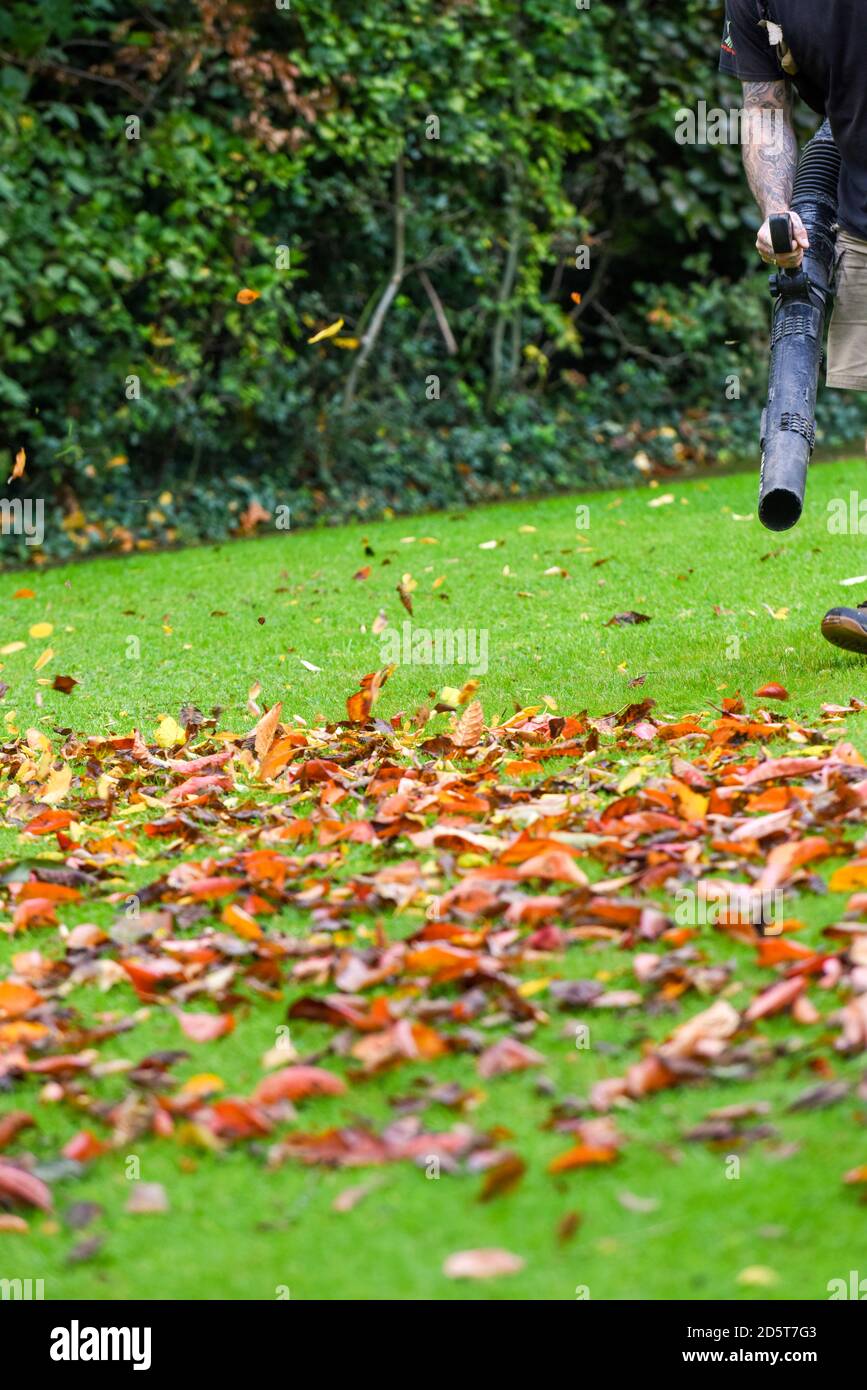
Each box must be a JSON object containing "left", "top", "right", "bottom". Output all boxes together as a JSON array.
[{"left": 719, "top": 0, "right": 867, "bottom": 240}]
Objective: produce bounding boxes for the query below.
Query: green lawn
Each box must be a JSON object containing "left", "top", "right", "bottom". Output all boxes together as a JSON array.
[
  {"left": 3, "top": 459, "right": 867, "bottom": 1301},
  {"left": 5, "top": 457, "right": 867, "bottom": 734}
]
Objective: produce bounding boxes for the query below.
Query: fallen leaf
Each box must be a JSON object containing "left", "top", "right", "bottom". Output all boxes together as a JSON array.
[
  {"left": 604, "top": 612, "right": 651, "bottom": 627},
  {"left": 125, "top": 1182, "right": 169, "bottom": 1214},
  {"left": 443, "top": 1248, "right": 525, "bottom": 1279}
]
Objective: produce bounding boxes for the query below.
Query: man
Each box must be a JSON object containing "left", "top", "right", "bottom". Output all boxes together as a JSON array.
[{"left": 719, "top": 0, "right": 867, "bottom": 653}]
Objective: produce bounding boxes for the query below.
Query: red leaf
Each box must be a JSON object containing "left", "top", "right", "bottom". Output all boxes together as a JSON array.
[
  {"left": 253, "top": 1066, "right": 347, "bottom": 1104},
  {"left": 0, "top": 1161, "right": 52, "bottom": 1210},
  {"left": 62, "top": 1130, "right": 107, "bottom": 1163},
  {"left": 176, "top": 1012, "right": 235, "bottom": 1043}
]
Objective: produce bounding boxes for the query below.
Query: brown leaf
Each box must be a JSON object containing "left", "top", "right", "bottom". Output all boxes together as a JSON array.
[
  {"left": 346, "top": 665, "right": 393, "bottom": 724},
  {"left": 744, "top": 977, "right": 807, "bottom": 1023},
  {"left": 253, "top": 701, "right": 283, "bottom": 759},
  {"left": 0, "top": 1112, "right": 35, "bottom": 1150},
  {"left": 0, "top": 1161, "right": 52, "bottom": 1210},
  {"left": 478, "top": 1037, "right": 545, "bottom": 1079},
  {"left": 452, "top": 699, "right": 484, "bottom": 749},
  {"left": 477, "top": 1151, "right": 527, "bottom": 1202},
  {"left": 604, "top": 611, "right": 651, "bottom": 627},
  {"left": 556, "top": 1210, "right": 582, "bottom": 1243}
]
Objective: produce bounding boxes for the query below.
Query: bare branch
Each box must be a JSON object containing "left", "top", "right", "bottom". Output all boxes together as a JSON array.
[{"left": 418, "top": 270, "right": 457, "bottom": 355}]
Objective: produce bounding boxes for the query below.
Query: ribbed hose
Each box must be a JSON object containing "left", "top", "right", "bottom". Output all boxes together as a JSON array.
[{"left": 757, "top": 120, "right": 840, "bottom": 531}]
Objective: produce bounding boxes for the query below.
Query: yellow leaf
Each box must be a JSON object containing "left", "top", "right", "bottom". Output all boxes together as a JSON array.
[
  {"left": 829, "top": 862, "right": 867, "bottom": 892},
  {"left": 29, "top": 623, "right": 53, "bottom": 639},
  {"left": 9, "top": 448, "right": 26, "bottom": 482},
  {"left": 308, "top": 318, "right": 345, "bottom": 344},
  {"left": 33, "top": 647, "right": 53, "bottom": 671},
  {"left": 736, "top": 1266, "right": 779, "bottom": 1287},
  {"left": 617, "top": 765, "right": 644, "bottom": 794},
  {"left": 40, "top": 763, "right": 72, "bottom": 805},
  {"left": 180, "top": 1073, "right": 225, "bottom": 1098},
  {"left": 517, "top": 978, "right": 551, "bottom": 998},
  {"left": 155, "top": 715, "right": 185, "bottom": 749}
]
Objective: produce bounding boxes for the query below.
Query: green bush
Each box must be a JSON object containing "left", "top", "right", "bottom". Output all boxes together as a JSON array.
[{"left": 0, "top": 0, "right": 864, "bottom": 564}]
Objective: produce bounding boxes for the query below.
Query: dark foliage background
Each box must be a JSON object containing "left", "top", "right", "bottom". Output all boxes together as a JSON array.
[{"left": 1, "top": 0, "right": 865, "bottom": 561}]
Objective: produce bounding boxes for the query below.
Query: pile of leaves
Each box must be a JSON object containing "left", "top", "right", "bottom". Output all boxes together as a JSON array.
[{"left": 3, "top": 678, "right": 867, "bottom": 1222}]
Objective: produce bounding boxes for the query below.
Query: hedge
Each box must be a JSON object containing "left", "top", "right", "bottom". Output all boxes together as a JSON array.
[{"left": 0, "top": 0, "right": 864, "bottom": 564}]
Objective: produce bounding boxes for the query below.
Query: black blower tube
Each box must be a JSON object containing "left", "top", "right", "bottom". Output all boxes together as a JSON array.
[{"left": 758, "top": 118, "right": 841, "bottom": 531}]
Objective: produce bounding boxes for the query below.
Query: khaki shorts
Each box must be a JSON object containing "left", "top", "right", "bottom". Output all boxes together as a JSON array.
[{"left": 827, "top": 229, "right": 867, "bottom": 390}]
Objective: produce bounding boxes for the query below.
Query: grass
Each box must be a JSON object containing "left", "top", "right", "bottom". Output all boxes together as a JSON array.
[
  {"left": 4, "top": 456, "right": 867, "bottom": 734},
  {"left": 3, "top": 458, "right": 867, "bottom": 1301}
]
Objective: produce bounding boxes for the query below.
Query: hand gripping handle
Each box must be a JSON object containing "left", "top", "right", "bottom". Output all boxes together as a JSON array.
[{"left": 769, "top": 213, "right": 794, "bottom": 257}]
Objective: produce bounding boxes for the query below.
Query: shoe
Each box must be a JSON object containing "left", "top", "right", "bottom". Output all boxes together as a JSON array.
[{"left": 821, "top": 603, "right": 867, "bottom": 654}]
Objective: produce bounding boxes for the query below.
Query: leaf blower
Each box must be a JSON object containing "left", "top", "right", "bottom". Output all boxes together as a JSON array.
[{"left": 758, "top": 118, "right": 841, "bottom": 531}]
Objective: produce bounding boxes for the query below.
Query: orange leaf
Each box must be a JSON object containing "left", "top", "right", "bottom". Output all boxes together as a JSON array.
[
  {"left": 205, "top": 1098, "right": 272, "bottom": 1139},
  {"left": 548, "top": 1143, "right": 619, "bottom": 1173},
  {"left": 62, "top": 1130, "right": 106, "bottom": 1163},
  {"left": 830, "top": 862, "right": 867, "bottom": 892},
  {"left": 221, "top": 903, "right": 263, "bottom": 940},
  {"left": 0, "top": 982, "right": 43, "bottom": 1018},
  {"left": 15, "top": 881, "right": 80, "bottom": 904},
  {"left": 184, "top": 876, "right": 246, "bottom": 900},
  {"left": 22, "top": 809, "right": 74, "bottom": 837},
  {"left": 754, "top": 683, "right": 789, "bottom": 700},
  {"left": 12, "top": 898, "right": 58, "bottom": 931}
]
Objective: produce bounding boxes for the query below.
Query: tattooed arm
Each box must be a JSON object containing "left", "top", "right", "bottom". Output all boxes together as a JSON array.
[{"left": 741, "top": 79, "right": 809, "bottom": 267}]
